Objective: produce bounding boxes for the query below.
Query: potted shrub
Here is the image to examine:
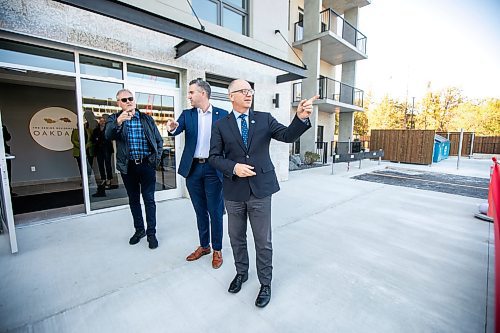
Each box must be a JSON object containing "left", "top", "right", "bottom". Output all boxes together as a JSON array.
[{"left": 304, "top": 151, "right": 320, "bottom": 165}]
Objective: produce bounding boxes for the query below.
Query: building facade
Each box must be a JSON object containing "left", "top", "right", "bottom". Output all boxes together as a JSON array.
[
  {"left": 288, "top": 0, "right": 369, "bottom": 158},
  {"left": 0, "top": 0, "right": 368, "bottom": 253}
]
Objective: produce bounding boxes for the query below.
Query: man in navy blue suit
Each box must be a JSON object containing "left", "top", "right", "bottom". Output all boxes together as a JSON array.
[
  {"left": 209, "top": 78, "right": 318, "bottom": 307},
  {"left": 167, "top": 79, "right": 228, "bottom": 269}
]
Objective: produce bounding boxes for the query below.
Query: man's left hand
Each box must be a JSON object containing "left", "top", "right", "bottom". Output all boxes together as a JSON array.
[{"left": 296, "top": 95, "right": 319, "bottom": 120}]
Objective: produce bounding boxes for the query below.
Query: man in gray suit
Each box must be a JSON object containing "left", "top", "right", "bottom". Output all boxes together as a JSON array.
[{"left": 209, "top": 79, "right": 317, "bottom": 307}]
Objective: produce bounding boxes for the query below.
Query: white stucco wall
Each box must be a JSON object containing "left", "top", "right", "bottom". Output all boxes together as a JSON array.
[{"left": 0, "top": 0, "right": 295, "bottom": 181}]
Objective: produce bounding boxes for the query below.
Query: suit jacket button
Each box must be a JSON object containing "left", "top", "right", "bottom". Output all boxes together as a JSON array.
[{"left": 246, "top": 155, "right": 249, "bottom": 158}]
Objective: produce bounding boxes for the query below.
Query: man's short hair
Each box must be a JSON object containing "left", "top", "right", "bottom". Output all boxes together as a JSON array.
[
  {"left": 116, "top": 88, "right": 133, "bottom": 100},
  {"left": 189, "top": 79, "right": 211, "bottom": 99}
]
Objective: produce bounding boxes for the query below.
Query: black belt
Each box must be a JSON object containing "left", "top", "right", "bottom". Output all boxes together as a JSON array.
[
  {"left": 130, "top": 157, "right": 148, "bottom": 165},
  {"left": 193, "top": 158, "right": 207, "bottom": 164}
]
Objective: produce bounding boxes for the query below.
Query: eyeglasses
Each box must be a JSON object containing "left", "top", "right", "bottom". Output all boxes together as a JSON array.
[
  {"left": 119, "top": 97, "right": 134, "bottom": 103},
  {"left": 230, "top": 89, "right": 255, "bottom": 96}
]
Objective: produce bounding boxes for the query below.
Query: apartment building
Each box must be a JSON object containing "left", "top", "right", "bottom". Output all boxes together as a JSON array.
[
  {"left": 0, "top": 0, "right": 304, "bottom": 252},
  {"left": 0, "top": 0, "right": 368, "bottom": 253},
  {"left": 288, "top": 0, "right": 369, "bottom": 158}
]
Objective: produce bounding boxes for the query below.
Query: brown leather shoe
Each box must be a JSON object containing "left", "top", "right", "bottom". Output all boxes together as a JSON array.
[
  {"left": 186, "top": 246, "right": 211, "bottom": 261},
  {"left": 212, "top": 250, "right": 223, "bottom": 269}
]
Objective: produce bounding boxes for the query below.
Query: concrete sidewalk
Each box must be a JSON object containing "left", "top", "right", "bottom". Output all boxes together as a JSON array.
[{"left": 0, "top": 157, "right": 495, "bottom": 332}]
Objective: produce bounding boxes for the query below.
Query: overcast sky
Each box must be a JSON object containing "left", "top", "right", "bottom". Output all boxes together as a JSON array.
[{"left": 356, "top": 0, "right": 500, "bottom": 101}]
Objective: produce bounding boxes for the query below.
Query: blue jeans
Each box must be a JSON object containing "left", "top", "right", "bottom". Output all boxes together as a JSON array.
[
  {"left": 186, "top": 161, "right": 224, "bottom": 250},
  {"left": 121, "top": 160, "right": 157, "bottom": 235}
]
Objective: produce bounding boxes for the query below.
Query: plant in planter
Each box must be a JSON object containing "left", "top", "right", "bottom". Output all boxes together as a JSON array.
[{"left": 304, "top": 151, "right": 320, "bottom": 165}]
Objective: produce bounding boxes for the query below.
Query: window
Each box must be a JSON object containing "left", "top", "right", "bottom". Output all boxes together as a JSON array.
[
  {"left": 206, "top": 73, "right": 254, "bottom": 111},
  {"left": 127, "top": 64, "right": 179, "bottom": 88},
  {"left": 0, "top": 39, "right": 75, "bottom": 72},
  {"left": 206, "top": 73, "right": 234, "bottom": 111},
  {"left": 79, "top": 55, "right": 122, "bottom": 79},
  {"left": 192, "top": 0, "right": 249, "bottom": 36}
]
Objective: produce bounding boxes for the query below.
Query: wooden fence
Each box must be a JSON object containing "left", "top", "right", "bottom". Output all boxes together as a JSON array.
[
  {"left": 436, "top": 132, "right": 500, "bottom": 155},
  {"left": 370, "top": 129, "right": 435, "bottom": 165},
  {"left": 474, "top": 136, "right": 500, "bottom": 154},
  {"left": 436, "top": 132, "right": 473, "bottom": 156}
]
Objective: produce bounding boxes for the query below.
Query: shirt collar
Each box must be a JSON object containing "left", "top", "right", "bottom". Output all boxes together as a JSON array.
[
  {"left": 232, "top": 109, "right": 249, "bottom": 118},
  {"left": 128, "top": 109, "right": 139, "bottom": 119},
  {"left": 197, "top": 104, "right": 212, "bottom": 115}
]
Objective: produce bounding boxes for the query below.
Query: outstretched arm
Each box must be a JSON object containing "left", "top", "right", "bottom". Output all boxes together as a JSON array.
[{"left": 167, "top": 111, "right": 187, "bottom": 136}]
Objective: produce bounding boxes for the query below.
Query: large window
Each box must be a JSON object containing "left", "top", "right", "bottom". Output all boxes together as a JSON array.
[
  {"left": 0, "top": 39, "right": 75, "bottom": 72},
  {"left": 192, "top": 0, "right": 249, "bottom": 35}
]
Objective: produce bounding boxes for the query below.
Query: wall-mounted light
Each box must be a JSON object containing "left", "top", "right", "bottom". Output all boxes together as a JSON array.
[{"left": 272, "top": 93, "right": 279, "bottom": 108}]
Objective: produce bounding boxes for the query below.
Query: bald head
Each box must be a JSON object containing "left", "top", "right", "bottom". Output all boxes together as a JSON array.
[
  {"left": 228, "top": 79, "right": 253, "bottom": 113},
  {"left": 228, "top": 79, "right": 251, "bottom": 94}
]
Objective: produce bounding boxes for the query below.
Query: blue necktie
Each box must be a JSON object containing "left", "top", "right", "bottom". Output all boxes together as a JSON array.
[{"left": 239, "top": 114, "right": 248, "bottom": 147}]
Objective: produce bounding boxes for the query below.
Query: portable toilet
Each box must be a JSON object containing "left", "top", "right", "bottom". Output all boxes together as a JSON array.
[{"left": 433, "top": 134, "right": 451, "bottom": 162}]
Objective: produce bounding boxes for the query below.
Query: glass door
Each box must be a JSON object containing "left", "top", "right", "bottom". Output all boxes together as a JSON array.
[
  {"left": 128, "top": 83, "right": 182, "bottom": 201},
  {"left": 0, "top": 109, "right": 18, "bottom": 253}
]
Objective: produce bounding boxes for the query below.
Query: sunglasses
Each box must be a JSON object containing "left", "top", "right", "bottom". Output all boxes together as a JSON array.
[
  {"left": 231, "top": 89, "right": 255, "bottom": 96},
  {"left": 119, "top": 97, "right": 134, "bottom": 103}
]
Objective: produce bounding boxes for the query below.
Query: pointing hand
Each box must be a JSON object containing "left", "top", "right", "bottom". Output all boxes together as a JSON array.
[{"left": 297, "top": 95, "right": 319, "bottom": 120}]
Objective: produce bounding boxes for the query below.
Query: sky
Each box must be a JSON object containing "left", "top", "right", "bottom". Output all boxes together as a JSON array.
[{"left": 356, "top": 0, "right": 500, "bottom": 101}]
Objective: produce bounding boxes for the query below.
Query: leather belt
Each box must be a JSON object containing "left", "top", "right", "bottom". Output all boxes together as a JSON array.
[
  {"left": 131, "top": 157, "right": 148, "bottom": 165},
  {"left": 193, "top": 158, "right": 207, "bottom": 164}
]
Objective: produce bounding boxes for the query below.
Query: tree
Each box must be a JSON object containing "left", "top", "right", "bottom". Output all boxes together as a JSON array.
[
  {"left": 354, "top": 111, "right": 369, "bottom": 136},
  {"left": 367, "top": 95, "right": 407, "bottom": 129},
  {"left": 416, "top": 87, "right": 462, "bottom": 131},
  {"left": 354, "top": 91, "right": 371, "bottom": 136},
  {"left": 449, "top": 98, "right": 500, "bottom": 135}
]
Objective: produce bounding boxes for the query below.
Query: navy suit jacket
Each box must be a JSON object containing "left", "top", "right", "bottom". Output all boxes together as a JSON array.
[
  {"left": 209, "top": 110, "right": 311, "bottom": 201},
  {"left": 170, "top": 106, "right": 228, "bottom": 178}
]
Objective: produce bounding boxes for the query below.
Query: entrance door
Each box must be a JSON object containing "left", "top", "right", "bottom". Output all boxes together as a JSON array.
[
  {"left": 123, "top": 84, "right": 182, "bottom": 201},
  {"left": 0, "top": 70, "right": 84, "bottom": 225},
  {"left": 0, "top": 110, "right": 18, "bottom": 253}
]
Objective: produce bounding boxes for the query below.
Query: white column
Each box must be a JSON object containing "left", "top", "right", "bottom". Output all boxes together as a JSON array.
[{"left": 300, "top": 0, "right": 322, "bottom": 156}]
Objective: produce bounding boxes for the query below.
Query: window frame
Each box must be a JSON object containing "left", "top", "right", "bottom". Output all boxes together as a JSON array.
[{"left": 192, "top": 0, "right": 250, "bottom": 36}]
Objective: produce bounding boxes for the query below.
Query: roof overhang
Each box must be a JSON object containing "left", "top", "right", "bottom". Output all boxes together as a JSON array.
[{"left": 54, "top": 0, "right": 306, "bottom": 83}]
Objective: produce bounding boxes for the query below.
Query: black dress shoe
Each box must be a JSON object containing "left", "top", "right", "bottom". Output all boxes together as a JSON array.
[
  {"left": 129, "top": 230, "right": 146, "bottom": 245},
  {"left": 147, "top": 235, "right": 158, "bottom": 249},
  {"left": 228, "top": 274, "right": 248, "bottom": 293},
  {"left": 255, "top": 285, "right": 271, "bottom": 308}
]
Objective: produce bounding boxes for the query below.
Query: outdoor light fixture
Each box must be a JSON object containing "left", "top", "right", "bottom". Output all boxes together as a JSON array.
[{"left": 272, "top": 93, "right": 279, "bottom": 108}]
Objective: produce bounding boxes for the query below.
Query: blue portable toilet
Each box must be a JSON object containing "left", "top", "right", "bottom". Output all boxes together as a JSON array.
[{"left": 433, "top": 134, "right": 450, "bottom": 163}]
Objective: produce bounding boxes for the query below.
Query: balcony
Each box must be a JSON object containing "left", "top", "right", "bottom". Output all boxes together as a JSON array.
[
  {"left": 292, "top": 77, "right": 364, "bottom": 113},
  {"left": 322, "top": 0, "right": 371, "bottom": 15},
  {"left": 293, "top": 9, "right": 367, "bottom": 65}
]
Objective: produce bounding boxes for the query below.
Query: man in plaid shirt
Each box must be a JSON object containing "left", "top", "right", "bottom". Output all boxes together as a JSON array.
[{"left": 106, "top": 89, "right": 163, "bottom": 249}]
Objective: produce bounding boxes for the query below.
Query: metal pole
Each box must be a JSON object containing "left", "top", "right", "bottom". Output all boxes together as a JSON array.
[
  {"left": 347, "top": 137, "right": 351, "bottom": 171},
  {"left": 411, "top": 97, "right": 415, "bottom": 129},
  {"left": 457, "top": 128, "right": 463, "bottom": 170},
  {"left": 469, "top": 132, "right": 475, "bottom": 158}
]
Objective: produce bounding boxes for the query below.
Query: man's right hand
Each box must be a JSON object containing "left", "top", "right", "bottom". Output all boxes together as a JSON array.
[
  {"left": 167, "top": 119, "right": 179, "bottom": 132},
  {"left": 117, "top": 111, "right": 132, "bottom": 126},
  {"left": 234, "top": 163, "right": 256, "bottom": 177}
]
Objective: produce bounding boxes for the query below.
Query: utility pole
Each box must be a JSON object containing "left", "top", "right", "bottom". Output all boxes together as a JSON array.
[{"left": 410, "top": 96, "right": 415, "bottom": 129}]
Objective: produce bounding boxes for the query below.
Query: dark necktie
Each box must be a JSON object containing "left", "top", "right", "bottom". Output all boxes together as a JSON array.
[{"left": 239, "top": 114, "right": 248, "bottom": 147}]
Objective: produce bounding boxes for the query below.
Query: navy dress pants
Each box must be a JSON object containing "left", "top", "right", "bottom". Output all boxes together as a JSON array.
[{"left": 186, "top": 161, "right": 224, "bottom": 251}]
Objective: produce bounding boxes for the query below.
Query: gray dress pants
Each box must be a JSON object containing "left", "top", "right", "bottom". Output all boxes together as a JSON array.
[{"left": 225, "top": 194, "right": 273, "bottom": 286}]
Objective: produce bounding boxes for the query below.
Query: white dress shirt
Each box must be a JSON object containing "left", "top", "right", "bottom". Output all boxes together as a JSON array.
[
  {"left": 193, "top": 105, "right": 213, "bottom": 158},
  {"left": 232, "top": 109, "right": 250, "bottom": 135}
]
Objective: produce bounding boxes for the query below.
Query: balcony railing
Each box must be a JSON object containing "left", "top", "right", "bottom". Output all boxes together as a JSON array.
[
  {"left": 292, "top": 78, "right": 364, "bottom": 108},
  {"left": 294, "top": 8, "right": 367, "bottom": 54}
]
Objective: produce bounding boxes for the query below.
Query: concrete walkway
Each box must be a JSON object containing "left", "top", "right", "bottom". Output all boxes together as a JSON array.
[{"left": 0, "top": 157, "right": 495, "bottom": 332}]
